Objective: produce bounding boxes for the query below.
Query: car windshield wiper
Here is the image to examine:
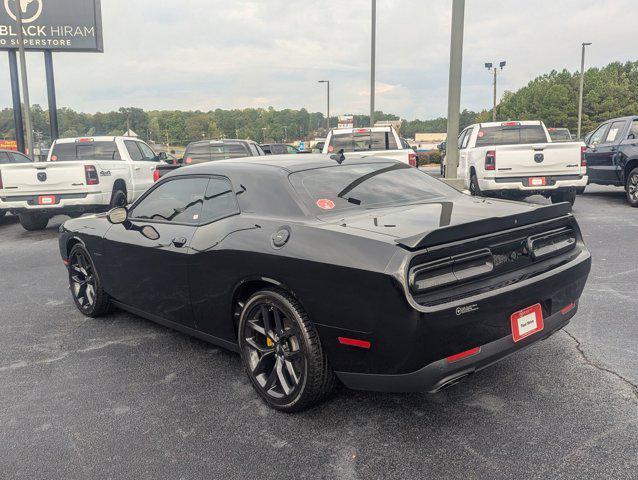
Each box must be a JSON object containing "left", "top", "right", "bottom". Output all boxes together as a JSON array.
[{"left": 337, "top": 163, "right": 409, "bottom": 202}]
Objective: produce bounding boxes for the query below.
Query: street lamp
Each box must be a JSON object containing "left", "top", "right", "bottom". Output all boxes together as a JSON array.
[
  {"left": 485, "top": 60, "right": 506, "bottom": 121},
  {"left": 370, "top": 0, "right": 376, "bottom": 127},
  {"left": 318, "top": 80, "right": 330, "bottom": 134},
  {"left": 577, "top": 42, "right": 592, "bottom": 140}
]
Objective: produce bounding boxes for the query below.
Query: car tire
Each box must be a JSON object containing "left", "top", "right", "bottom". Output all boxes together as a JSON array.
[
  {"left": 238, "top": 288, "right": 337, "bottom": 412},
  {"left": 576, "top": 186, "right": 586, "bottom": 195},
  {"left": 109, "top": 189, "right": 127, "bottom": 208},
  {"left": 470, "top": 173, "right": 482, "bottom": 196},
  {"left": 0, "top": 211, "right": 6, "bottom": 219},
  {"left": 625, "top": 167, "right": 638, "bottom": 207},
  {"left": 18, "top": 212, "right": 49, "bottom": 231},
  {"left": 550, "top": 190, "right": 576, "bottom": 206},
  {"left": 68, "top": 244, "right": 111, "bottom": 317}
]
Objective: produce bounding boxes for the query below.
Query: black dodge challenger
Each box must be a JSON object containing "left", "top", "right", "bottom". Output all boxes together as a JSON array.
[{"left": 59, "top": 155, "right": 591, "bottom": 411}]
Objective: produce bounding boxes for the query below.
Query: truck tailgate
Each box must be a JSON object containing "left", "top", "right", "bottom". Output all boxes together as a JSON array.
[
  {"left": 495, "top": 142, "right": 582, "bottom": 176},
  {"left": 0, "top": 162, "right": 88, "bottom": 196},
  {"left": 345, "top": 150, "right": 410, "bottom": 164}
]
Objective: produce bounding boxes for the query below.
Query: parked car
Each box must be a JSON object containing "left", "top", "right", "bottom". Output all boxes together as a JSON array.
[
  {"left": 261, "top": 143, "right": 300, "bottom": 155},
  {"left": 59, "top": 154, "right": 591, "bottom": 412},
  {"left": 322, "top": 126, "right": 417, "bottom": 166},
  {"left": 0, "top": 136, "right": 166, "bottom": 231},
  {"left": 445, "top": 121, "right": 587, "bottom": 204},
  {"left": 585, "top": 116, "right": 638, "bottom": 207},
  {"left": 0, "top": 149, "right": 34, "bottom": 218},
  {"left": 547, "top": 127, "right": 573, "bottom": 142},
  {"left": 182, "top": 139, "right": 265, "bottom": 165}
]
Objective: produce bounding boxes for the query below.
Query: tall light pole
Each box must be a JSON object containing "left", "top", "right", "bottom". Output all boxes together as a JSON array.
[
  {"left": 485, "top": 61, "right": 506, "bottom": 121},
  {"left": 444, "top": 0, "right": 465, "bottom": 188},
  {"left": 577, "top": 42, "right": 592, "bottom": 140},
  {"left": 370, "top": 0, "right": 376, "bottom": 127},
  {"left": 318, "top": 80, "right": 330, "bottom": 134},
  {"left": 14, "top": 2, "right": 34, "bottom": 159}
]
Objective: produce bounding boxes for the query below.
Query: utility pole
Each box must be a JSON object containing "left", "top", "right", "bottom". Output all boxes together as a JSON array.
[
  {"left": 370, "top": 0, "right": 376, "bottom": 127},
  {"left": 318, "top": 80, "right": 330, "bottom": 134},
  {"left": 484, "top": 61, "right": 506, "bottom": 121},
  {"left": 15, "top": 3, "right": 34, "bottom": 159},
  {"left": 577, "top": 42, "right": 592, "bottom": 140},
  {"left": 444, "top": 0, "right": 465, "bottom": 188}
]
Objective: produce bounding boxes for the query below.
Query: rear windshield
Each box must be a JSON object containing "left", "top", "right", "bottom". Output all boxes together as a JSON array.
[
  {"left": 51, "top": 141, "right": 121, "bottom": 161},
  {"left": 548, "top": 129, "right": 571, "bottom": 142},
  {"left": 185, "top": 142, "right": 249, "bottom": 164},
  {"left": 475, "top": 125, "right": 547, "bottom": 147},
  {"left": 289, "top": 162, "right": 455, "bottom": 214},
  {"left": 328, "top": 131, "right": 398, "bottom": 153}
]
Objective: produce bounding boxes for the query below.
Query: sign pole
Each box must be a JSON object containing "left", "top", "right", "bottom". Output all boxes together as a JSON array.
[
  {"left": 14, "top": 4, "right": 34, "bottom": 159},
  {"left": 44, "top": 50, "right": 59, "bottom": 141},
  {"left": 7, "top": 50, "right": 25, "bottom": 153}
]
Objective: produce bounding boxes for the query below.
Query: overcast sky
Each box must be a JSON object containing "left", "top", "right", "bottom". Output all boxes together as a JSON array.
[{"left": 0, "top": 0, "right": 636, "bottom": 120}]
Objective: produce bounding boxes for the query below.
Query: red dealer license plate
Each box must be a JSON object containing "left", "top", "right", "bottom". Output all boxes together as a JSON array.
[
  {"left": 529, "top": 177, "right": 546, "bottom": 186},
  {"left": 510, "top": 303, "right": 544, "bottom": 342},
  {"left": 37, "top": 195, "right": 56, "bottom": 205}
]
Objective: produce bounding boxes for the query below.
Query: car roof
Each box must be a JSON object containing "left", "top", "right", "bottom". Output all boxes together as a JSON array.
[
  {"left": 53, "top": 136, "right": 142, "bottom": 144},
  {"left": 176, "top": 153, "right": 401, "bottom": 175},
  {"left": 186, "top": 138, "right": 255, "bottom": 147}
]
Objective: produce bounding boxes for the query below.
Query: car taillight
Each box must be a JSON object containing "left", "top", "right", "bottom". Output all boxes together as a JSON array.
[
  {"left": 84, "top": 165, "right": 99, "bottom": 185},
  {"left": 581, "top": 146, "right": 587, "bottom": 167},
  {"left": 185, "top": 157, "right": 192, "bottom": 165},
  {"left": 153, "top": 169, "right": 160, "bottom": 182},
  {"left": 485, "top": 150, "right": 496, "bottom": 170},
  {"left": 408, "top": 152, "right": 417, "bottom": 167}
]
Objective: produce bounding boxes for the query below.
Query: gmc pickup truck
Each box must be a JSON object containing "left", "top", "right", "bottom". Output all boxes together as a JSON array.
[
  {"left": 0, "top": 136, "right": 169, "bottom": 230},
  {"left": 585, "top": 115, "right": 638, "bottom": 207},
  {"left": 452, "top": 121, "right": 587, "bottom": 205},
  {"left": 322, "top": 127, "right": 417, "bottom": 166}
]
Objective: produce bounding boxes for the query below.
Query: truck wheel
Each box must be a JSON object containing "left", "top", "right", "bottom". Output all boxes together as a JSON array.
[
  {"left": 109, "top": 189, "right": 127, "bottom": 208},
  {"left": 470, "top": 173, "right": 482, "bottom": 196},
  {"left": 576, "top": 187, "right": 586, "bottom": 195},
  {"left": 626, "top": 167, "right": 638, "bottom": 207},
  {"left": 18, "top": 213, "right": 50, "bottom": 231},
  {"left": 550, "top": 190, "right": 576, "bottom": 206}
]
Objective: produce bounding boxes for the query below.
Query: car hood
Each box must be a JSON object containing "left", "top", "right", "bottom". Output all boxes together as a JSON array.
[{"left": 328, "top": 195, "right": 571, "bottom": 250}]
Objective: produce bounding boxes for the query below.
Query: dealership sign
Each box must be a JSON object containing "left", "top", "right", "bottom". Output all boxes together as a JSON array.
[{"left": 0, "top": 0, "right": 103, "bottom": 51}]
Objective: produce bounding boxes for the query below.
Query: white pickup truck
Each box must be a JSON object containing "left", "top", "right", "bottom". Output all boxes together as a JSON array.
[
  {"left": 0, "top": 136, "right": 169, "bottom": 231},
  {"left": 322, "top": 126, "right": 417, "bottom": 166},
  {"left": 452, "top": 121, "right": 587, "bottom": 204}
]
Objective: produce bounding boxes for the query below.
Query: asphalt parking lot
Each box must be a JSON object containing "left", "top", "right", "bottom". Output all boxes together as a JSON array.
[{"left": 1, "top": 180, "right": 636, "bottom": 480}]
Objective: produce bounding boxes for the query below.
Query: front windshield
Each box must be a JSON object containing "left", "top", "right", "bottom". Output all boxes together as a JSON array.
[{"left": 289, "top": 162, "right": 457, "bottom": 215}]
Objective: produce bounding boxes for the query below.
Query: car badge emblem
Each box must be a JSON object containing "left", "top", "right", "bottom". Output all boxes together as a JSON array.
[
  {"left": 534, "top": 153, "right": 544, "bottom": 163},
  {"left": 37, "top": 171, "right": 47, "bottom": 182}
]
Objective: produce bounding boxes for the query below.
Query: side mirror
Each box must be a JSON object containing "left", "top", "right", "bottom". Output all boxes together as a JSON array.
[
  {"left": 157, "top": 152, "right": 168, "bottom": 161},
  {"left": 107, "top": 207, "right": 128, "bottom": 224}
]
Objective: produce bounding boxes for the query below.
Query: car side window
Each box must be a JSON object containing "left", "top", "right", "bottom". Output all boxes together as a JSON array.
[
  {"left": 129, "top": 177, "right": 209, "bottom": 225},
  {"left": 604, "top": 121, "right": 626, "bottom": 144},
  {"left": 199, "top": 177, "right": 239, "bottom": 224},
  {"left": 248, "top": 143, "right": 259, "bottom": 156},
  {"left": 588, "top": 124, "right": 609, "bottom": 145},
  {"left": 137, "top": 142, "right": 158, "bottom": 161},
  {"left": 627, "top": 120, "right": 638, "bottom": 140},
  {"left": 461, "top": 128, "right": 472, "bottom": 149},
  {"left": 124, "top": 141, "right": 144, "bottom": 161},
  {"left": 286, "top": 146, "right": 298, "bottom": 154},
  {"left": 457, "top": 130, "right": 467, "bottom": 149},
  {"left": 0, "top": 152, "right": 11, "bottom": 163}
]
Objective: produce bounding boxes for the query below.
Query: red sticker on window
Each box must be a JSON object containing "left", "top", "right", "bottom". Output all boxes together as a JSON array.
[
  {"left": 478, "top": 131, "right": 484, "bottom": 137},
  {"left": 316, "top": 199, "right": 335, "bottom": 210}
]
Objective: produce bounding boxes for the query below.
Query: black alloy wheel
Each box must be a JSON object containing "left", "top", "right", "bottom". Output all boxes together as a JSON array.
[
  {"left": 238, "top": 289, "right": 336, "bottom": 412},
  {"left": 110, "top": 189, "right": 127, "bottom": 208},
  {"left": 626, "top": 167, "right": 638, "bottom": 207},
  {"left": 68, "top": 244, "right": 111, "bottom": 317}
]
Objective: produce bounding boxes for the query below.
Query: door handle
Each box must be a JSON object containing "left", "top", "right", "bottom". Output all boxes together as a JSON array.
[
  {"left": 172, "top": 237, "right": 188, "bottom": 248},
  {"left": 134, "top": 166, "right": 141, "bottom": 171}
]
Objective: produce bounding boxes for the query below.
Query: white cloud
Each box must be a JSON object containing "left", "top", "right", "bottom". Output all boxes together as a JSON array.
[{"left": 0, "top": 0, "right": 636, "bottom": 119}]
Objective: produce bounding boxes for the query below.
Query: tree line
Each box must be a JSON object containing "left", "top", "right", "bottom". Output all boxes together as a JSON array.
[{"left": 0, "top": 60, "right": 635, "bottom": 146}]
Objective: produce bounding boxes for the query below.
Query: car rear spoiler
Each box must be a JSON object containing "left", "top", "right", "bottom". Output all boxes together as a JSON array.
[{"left": 395, "top": 202, "right": 572, "bottom": 250}]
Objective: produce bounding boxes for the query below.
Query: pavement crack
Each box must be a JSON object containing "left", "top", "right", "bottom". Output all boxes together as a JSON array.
[{"left": 563, "top": 329, "right": 638, "bottom": 401}]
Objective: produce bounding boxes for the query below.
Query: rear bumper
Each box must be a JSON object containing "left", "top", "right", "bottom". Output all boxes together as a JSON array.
[
  {"left": 479, "top": 175, "right": 588, "bottom": 193},
  {"left": 336, "top": 304, "right": 577, "bottom": 392},
  {"left": 0, "top": 191, "right": 109, "bottom": 213}
]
